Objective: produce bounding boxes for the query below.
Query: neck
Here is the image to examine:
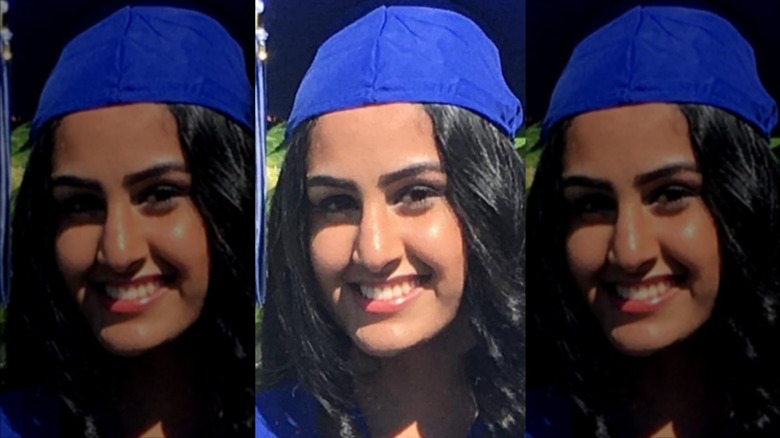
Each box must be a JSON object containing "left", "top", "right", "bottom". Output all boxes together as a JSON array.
[
  {"left": 354, "top": 315, "right": 476, "bottom": 438},
  {"left": 628, "top": 342, "right": 721, "bottom": 438},
  {"left": 116, "top": 341, "right": 208, "bottom": 437}
]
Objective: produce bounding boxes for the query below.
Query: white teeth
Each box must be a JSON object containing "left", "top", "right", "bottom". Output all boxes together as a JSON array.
[
  {"left": 615, "top": 280, "right": 673, "bottom": 300},
  {"left": 104, "top": 279, "right": 163, "bottom": 301},
  {"left": 359, "top": 279, "right": 419, "bottom": 301}
]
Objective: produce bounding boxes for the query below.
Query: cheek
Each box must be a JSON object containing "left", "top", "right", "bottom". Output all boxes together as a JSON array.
[
  {"left": 566, "top": 224, "right": 611, "bottom": 298},
  {"left": 151, "top": 207, "right": 210, "bottom": 297},
  {"left": 404, "top": 206, "right": 465, "bottom": 297},
  {"left": 661, "top": 208, "right": 721, "bottom": 294},
  {"left": 55, "top": 225, "right": 101, "bottom": 295},
  {"left": 310, "top": 224, "right": 355, "bottom": 291}
]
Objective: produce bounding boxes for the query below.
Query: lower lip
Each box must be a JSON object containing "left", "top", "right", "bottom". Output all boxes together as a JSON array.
[
  {"left": 608, "top": 285, "right": 679, "bottom": 314},
  {"left": 352, "top": 284, "right": 425, "bottom": 314},
  {"left": 97, "top": 286, "right": 168, "bottom": 314}
]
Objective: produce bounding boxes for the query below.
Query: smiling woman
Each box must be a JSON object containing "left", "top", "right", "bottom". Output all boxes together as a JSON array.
[
  {"left": 307, "top": 104, "right": 467, "bottom": 359},
  {"left": 51, "top": 103, "right": 210, "bottom": 357},
  {"left": 562, "top": 103, "right": 721, "bottom": 357},
  {"left": 527, "top": 6, "right": 780, "bottom": 437},
  {"left": 256, "top": 5, "right": 525, "bottom": 438},
  {"left": 1, "top": 6, "right": 254, "bottom": 437}
]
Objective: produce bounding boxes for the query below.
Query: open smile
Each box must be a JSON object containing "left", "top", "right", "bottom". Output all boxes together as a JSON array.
[
  {"left": 604, "top": 275, "right": 685, "bottom": 314},
  {"left": 93, "top": 275, "right": 174, "bottom": 314},
  {"left": 349, "top": 274, "right": 431, "bottom": 313}
]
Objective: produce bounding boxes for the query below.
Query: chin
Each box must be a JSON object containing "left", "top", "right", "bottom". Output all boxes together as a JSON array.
[
  {"left": 609, "top": 340, "right": 660, "bottom": 358},
  {"left": 351, "top": 326, "right": 423, "bottom": 358},
  {"left": 352, "top": 335, "right": 409, "bottom": 358},
  {"left": 607, "top": 329, "right": 677, "bottom": 358},
  {"left": 96, "top": 325, "right": 171, "bottom": 358}
]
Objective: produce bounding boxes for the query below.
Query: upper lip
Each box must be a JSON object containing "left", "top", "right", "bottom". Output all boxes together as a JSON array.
[
  {"left": 603, "top": 274, "right": 679, "bottom": 288},
  {"left": 92, "top": 274, "right": 169, "bottom": 288},
  {"left": 348, "top": 274, "right": 427, "bottom": 288}
]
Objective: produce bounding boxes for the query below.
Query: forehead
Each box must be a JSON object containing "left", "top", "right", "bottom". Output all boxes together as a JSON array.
[
  {"left": 52, "top": 103, "right": 184, "bottom": 176},
  {"left": 563, "top": 103, "right": 695, "bottom": 177},
  {"left": 307, "top": 103, "right": 439, "bottom": 176}
]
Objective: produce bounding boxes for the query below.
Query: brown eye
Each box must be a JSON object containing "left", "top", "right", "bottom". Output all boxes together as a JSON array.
[
  {"left": 649, "top": 184, "right": 698, "bottom": 213},
  {"left": 398, "top": 185, "right": 438, "bottom": 208},
  {"left": 313, "top": 194, "right": 358, "bottom": 213},
  {"left": 57, "top": 193, "right": 105, "bottom": 216},
  {"left": 139, "top": 184, "right": 187, "bottom": 213},
  {"left": 567, "top": 193, "right": 615, "bottom": 217}
]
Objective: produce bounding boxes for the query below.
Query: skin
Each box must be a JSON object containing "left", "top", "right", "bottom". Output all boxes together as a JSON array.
[
  {"left": 307, "top": 102, "right": 466, "bottom": 357},
  {"left": 52, "top": 103, "right": 210, "bottom": 357},
  {"left": 562, "top": 103, "right": 723, "bottom": 437},
  {"left": 52, "top": 103, "right": 211, "bottom": 436},
  {"left": 562, "top": 103, "right": 721, "bottom": 357},
  {"left": 307, "top": 103, "right": 474, "bottom": 436}
]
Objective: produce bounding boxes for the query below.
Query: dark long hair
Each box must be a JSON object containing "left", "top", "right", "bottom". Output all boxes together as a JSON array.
[
  {"left": 527, "top": 104, "right": 780, "bottom": 436},
  {"left": 260, "top": 104, "right": 525, "bottom": 437},
  {"left": 6, "top": 104, "right": 255, "bottom": 436}
]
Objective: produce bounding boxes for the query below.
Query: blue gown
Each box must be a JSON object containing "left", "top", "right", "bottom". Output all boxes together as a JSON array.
[
  {"left": 0, "top": 387, "right": 60, "bottom": 437},
  {"left": 525, "top": 386, "right": 573, "bottom": 438},
  {"left": 256, "top": 383, "right": 488, "bottom": 437}
]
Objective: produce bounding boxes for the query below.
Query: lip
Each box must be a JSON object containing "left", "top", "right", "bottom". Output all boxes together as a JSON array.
[
  {"left": 349, "top": 274, "right": 428, "bottom": 314},
  {"left": 604, "top": 275, "right": 681, "bottom": 314},
  {"left": 93, "top": 275, "right": 170, "bottom": 314}
]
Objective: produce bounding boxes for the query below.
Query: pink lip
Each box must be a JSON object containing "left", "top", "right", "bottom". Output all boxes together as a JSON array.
[
  {"left": 605, "top": 276, "right": 680, "bottom": 314},
  {"left": 94, "top": 276, "right": 169, "bottom": 314},
  {"left": 349, "top": 275, "right": 427, "bottom": 314}
]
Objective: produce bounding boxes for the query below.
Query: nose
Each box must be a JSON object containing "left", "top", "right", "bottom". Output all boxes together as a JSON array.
[
  {"left": 96, "top": 202, "right": 147, "bottom": 274},
  {"left": 607, "top": 203, "right": 658, "bottom": 274},
  {"left": 351, "top": 202, "right": 403, "bottom": 274}
]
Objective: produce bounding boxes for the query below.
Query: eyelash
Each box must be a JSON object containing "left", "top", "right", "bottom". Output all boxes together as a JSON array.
[
  {"left": 567, "top": 193, "right": 614, "bottom": 217},
  {"left": 566, "top": 183, "right": 699, "bottom": 218},
  {"left": 648, "top": 184, "right": 698, "bottom": 212},
  {"left": 57, "top": 193, "right": 104, "bottom": 216},
  {"left": 312, "top": 194, "right": 358, "bottom": 214},
  {"left": 395, "top": 185, "right": 441, "bottom": 211},
  {"left": 56, "top": 183, "right": 188, "bottom": 218},
  {"left": 138, "top": 183, "right": 188, "bottom": 213},
  {"left": 310, "top": 184, "right": 443, "bottom": 217}
]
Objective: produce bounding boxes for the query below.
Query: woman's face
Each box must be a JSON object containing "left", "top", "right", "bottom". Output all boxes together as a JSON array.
[
  {"left": 562, "top": 103, "right": 720, "bottom": 356},
  {"left": 307, "top": 103, "right": 466, "bottom": 357},
  {"left": 52, "top": 103, "right": 210, "bottom": 357}
]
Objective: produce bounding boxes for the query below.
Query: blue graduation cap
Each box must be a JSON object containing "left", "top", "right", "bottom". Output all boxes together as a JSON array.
[
  {"left": 32, "top": 5, "right": 252, "bottom": 137},
  {"left": 29, "top": 5, "right": 261, "bottom": 303},
  {"left": 543, "top": 6, "right": 778, "bottom": 137},
  {"left": 286, "top": 4, "right": 523, "bottom": 139}
]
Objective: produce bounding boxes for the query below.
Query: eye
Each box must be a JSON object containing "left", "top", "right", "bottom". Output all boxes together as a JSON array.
[
  {"left": 313, "top": 194, "right": 359, "bottom": 214},
  {"left": 394, "top": 185, "right": 442, "bottom": 212},
  {"left": 139, "top": 184, "right": 187, "bottom": 213},
  {"left": 566, "top": 193, "right": 615, "bottom": 219},
  {"left": 56, "top": 193, "right": 105, "bottom": 218},
  {"left": 649, "top": 184, "right": 698, "bottom": 213}
]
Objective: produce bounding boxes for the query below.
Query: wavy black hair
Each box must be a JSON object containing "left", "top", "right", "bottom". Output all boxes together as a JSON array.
[
  {"left": 527, "top": 104, "right": 780, "bottom": 436},
  {"left": 260, "top": 104, "right": 525, "bottom": 437},
  {"left": 6, "top": 104, "right": 255, "bottom": 437}
]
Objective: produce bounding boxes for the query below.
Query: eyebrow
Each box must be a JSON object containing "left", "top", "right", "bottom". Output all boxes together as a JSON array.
[
  {"left": 633, "top": 162, "right": 698, "bottom": 186},
  {"left": 307, "top": 162, "right": 443, "bottom": 191},
  {"left": 122, "top": 162, "right": 188, "bottom": 186},
  {"left": 378, "top": 162, "right": 443, "bottom": 187},
  {"left": 561, "top": 162, "right": 699, "bottom": 191},
  {"left": 51, "top": 162, "right": 188, "bottom": 190},
  {"left": 561, "top": 175, "right": 611, "bottom": 191}
]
